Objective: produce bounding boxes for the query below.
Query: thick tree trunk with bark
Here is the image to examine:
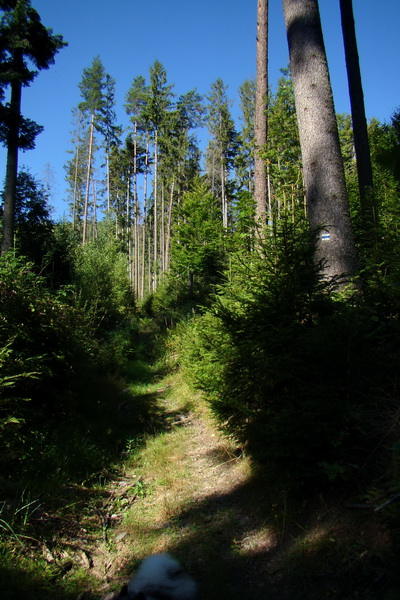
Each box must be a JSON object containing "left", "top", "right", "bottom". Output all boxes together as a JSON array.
[
  {"left": 254, "top": 0, "right": 268, "bottom": 225},
  {"left": 282, "top": 0, "right": 358, "bottom": 282}
]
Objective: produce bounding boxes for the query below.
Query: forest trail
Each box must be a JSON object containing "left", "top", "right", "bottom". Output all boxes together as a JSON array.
[{"left": 87, "top": 370, "right": 287, "bottom": 600}]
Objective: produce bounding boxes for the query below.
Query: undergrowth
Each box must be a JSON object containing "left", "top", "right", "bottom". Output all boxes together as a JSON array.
[{"left": 174, "top": 220, "right": 400, "bottom": 494}]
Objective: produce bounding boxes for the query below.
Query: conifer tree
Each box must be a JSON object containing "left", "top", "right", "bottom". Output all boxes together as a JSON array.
[
  {"left": 125, "top": 75, "right": 150, "bottom": 293},
  {"left": 237, "top": 79, "right": 256, "bottom": 195},
  {"left": 78, "top": 56, "right": 106, "bottom": 244},
  {"left": 100, "top": 73, "right": 121, "bottom": 211},
  {"left": 75, "top": 56, "right": 119, "bottom": 244},
  {"left": 267, "top": 70, "right": 303, "bottom": 221},
  {"left": 161, "top": 89, "right": 202, "bottom": 272},
  {"left": 0, "top": 0, "right": 66, "bottom": 254},
  {"left": 64, "top": 107, "right": 88, "bottom": 232},
  {"left": 170, "top": 178, "right": 225, "bottom": 301},
  {"left": 205, "top": 78, "right": 238, "bottom": 229},
  {"left": 142, "top": 60, "right": 174, "bottom": 289}
]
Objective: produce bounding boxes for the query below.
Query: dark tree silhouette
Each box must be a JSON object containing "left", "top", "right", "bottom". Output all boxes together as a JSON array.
[{"left": 0, "top": 0, "right": 66, "bottom": 255}]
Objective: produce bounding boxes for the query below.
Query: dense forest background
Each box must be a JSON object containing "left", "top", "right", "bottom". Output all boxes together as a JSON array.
[{"left": 1, "top": 1, "right": 400, "bottom": 599}]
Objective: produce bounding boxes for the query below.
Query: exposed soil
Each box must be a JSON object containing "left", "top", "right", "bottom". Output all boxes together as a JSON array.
[{"left": 78, "top": 382, "right": 284, "bottom": 600}]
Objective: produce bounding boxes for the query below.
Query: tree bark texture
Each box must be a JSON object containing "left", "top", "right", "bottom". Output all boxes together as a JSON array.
[
  {"left": 254, "top": 0, "right": 268, "bottom": 225},
  {"left": 282, "top": 0, "right": 358, "bottom": 281}
]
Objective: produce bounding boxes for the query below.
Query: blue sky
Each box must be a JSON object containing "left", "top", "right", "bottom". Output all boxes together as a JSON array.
[{"left": 1, "top": 0, "right": 399, "bottom": 219}]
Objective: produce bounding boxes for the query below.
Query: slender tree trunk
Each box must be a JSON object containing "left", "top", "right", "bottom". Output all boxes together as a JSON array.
[
  {"left": 133, "top": 122, "right": 139, "bottom": 294},
  {"left": 83, "top": 112, "right": 95, "bottom": 246},
  {"left": 148, "top": 215, "right": 152, "bottom": 293},
  {"left": 134, "top": 199, "right": 139, "bottom": 296},
  {"left": 161, "top": 183, "right": 165, "bottom": 273},
  {"left": 126, "top": 175, "right": 130, "bottom": 231},
  {"left": 72, "top": 143, "right": 80, "bottom": 230},
  {"left": 126, "top": 177, "right": 132, "bottom": 284},
  {"left": 1, "top": 79, "right": 22, "bottom": 255},
  {"left": 211, "top": 149, "right": 216, "bottom": 195},
  {"left": 106, "top": 153, "right": 110, "bottom": 212},
  {"left": 221, "top": 160, "right": 228, "bottom": 229},
  {"left": 218, "top": 115, "right": 228, "bottom": 229},
  {"left": 339, "top": 0, "right": 375, "bottom": 228},
  {"left": 141, "top": 140, "right": 149, "bottom": 299},
  {"left": 165, "top": 178, "right": 175, "bottom": 271},
  {"left": 282, "top": 0, "right": 358, "bottom": 282},
  {"left": 254, "top": 0, "right": 269, "bottom": 225},
  {"left": 153, "top": 130, "right": 158, "bottom": 291},
  {"left": 92, "top": 178, "right": 97, "bottom": 239},
  {"left": 267, "top": 163, "right": 272, "bottom": 226}
]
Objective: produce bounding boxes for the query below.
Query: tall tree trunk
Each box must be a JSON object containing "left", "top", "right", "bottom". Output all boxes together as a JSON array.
[
  {"left": 106, "top": 153, "right": 110, "bottom": 212},
  {"left": 221, "top": 160, "right": 228, "bottom": 229},
  {"left": 339, "top": 0, "right": 375, "bottom": 229},
  {"left": 72, "top": 143, "right": 80, "bottom": 230},
  {"left": 218, "top": 117, "right": 228, "bottom": 229},
  {"left": 133, "top": 122, "right": 139, "bottom": 294},
  {"left": 165, "top": 179, "right": 175, "bottom": 271},
  {"left": 153, "top": 130, "right": 158, "bottom": 291},
  {"left": 126, "top": 177, "right": 132, "bottom": 284},
  {"left": 141, "top": 140, "right": 149, "bottom": 299},
  {"left": 92, "top": 177, "right": 97, "bottom": 239},
  {"left": 83, "top": 112, "right": 95, "bottom": 246},
  {"left": 1, "top": 79, "right": 22, "bottom": 255},
  {"left": 282, "top": 0, "right": 358, "bottom": 282},
  {"left": 161, "top": 183, "right": 165, "bottom": 273},
  {"left": 254, "top": 0, "right": 269, "bottom": 225}
]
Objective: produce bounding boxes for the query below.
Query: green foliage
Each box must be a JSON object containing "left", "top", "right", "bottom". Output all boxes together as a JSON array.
[
  {"left": 0, "top": 169, "right": 54, "bottom": 264},
  {"left": 0, "top": 232, "right": 143, "bottom": 513},
  {"left": 266, "top": 70, "right": 303, "bottom": 221},
  {"left": 169, "top": 178, "right": 226, "bottom": 304},
  {"left": 142, "top": 59, "right": 174, "bottom": 134},
  {"left": 348, "top": 114, "right": 400, "bottom": 313},
  {"left": 73, "top": 221, "right": 135, "bottom": 335},
  {"left": 178, "top": 219, "right": 400, "bottom": 485},
  {"left": 0, "top": 255, "right": 95, "bottom": 394},
  {"left": 0, "top": 340, "right": 38, "bottom": 460},
  {"left": 0, "top": 254, "right": 100, "bottom": 478},
  {"left": 0, "top": 0, "right": 66, "bottom": 149}
]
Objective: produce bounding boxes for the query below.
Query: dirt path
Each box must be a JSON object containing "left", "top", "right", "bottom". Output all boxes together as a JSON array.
[
  {"left": 39, "top": 368, "right": 391, "bottom": 600},
  {"left": 88, "top": 374, "right": 285, "bottom": 600}
]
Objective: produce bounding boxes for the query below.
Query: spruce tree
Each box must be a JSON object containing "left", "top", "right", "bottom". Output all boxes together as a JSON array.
[
  {"left": 125, "top": 75, "right": 150, "bottom": 294},
  {"left": 237, "top": 79, "right": 256, "bottom": 195},
  {"left": 78, "top": 56, "right": 106, "bottom": 244},
  {"left": 99, "top": 73, "right": 121, "bottom": 211},
  {"left": 170, "top": 178, "right": 225, "bottom": 302},
  {"left": 205, "top": 78, "right": 238, "bottom": 229},
  {"left": 64, "top": 107, "right": 88, "bottom": 233},
  {"left": 142, "top": 60, "right": 174, "bottom": 290},
  {"left": 76, "top": 56, "right": 119, "bottom": 244},
  {"left": 267, "top": 70, "right": 303, "bottom": 222}
]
